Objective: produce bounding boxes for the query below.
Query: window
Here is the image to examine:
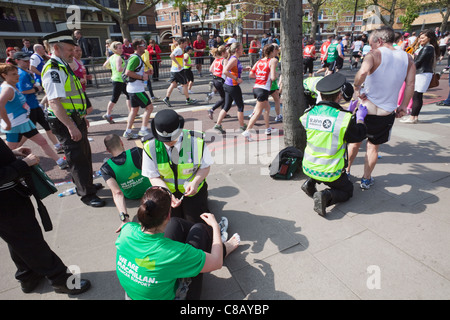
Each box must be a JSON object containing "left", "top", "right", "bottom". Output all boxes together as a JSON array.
[{"left": 138, "top": 16, "right": 147, "bottom": 25}]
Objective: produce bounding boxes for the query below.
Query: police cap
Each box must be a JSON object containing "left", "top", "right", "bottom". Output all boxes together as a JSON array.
[
  {"left": 42, "top": 29, "right": 77, "bottom": 46},
  {"left": 316, "top": 73, "right": 347, "bottom": 95},
  {"left": 151, "top": 109, "right": 185, "bottom": 142}
]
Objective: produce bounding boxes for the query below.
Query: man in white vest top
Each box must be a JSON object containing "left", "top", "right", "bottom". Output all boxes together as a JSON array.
[{"left": 347, "top": 27, "right": 416, "bottom": 190}]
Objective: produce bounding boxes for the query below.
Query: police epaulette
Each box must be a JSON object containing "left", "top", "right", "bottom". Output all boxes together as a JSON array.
[{"left": 50, "top": 58, "right": 60, "bottom": 70}]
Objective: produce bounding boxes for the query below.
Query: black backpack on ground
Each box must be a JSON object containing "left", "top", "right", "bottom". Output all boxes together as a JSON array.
[{"left": 269, "top": 146, "right": 303, "bottom": 180}]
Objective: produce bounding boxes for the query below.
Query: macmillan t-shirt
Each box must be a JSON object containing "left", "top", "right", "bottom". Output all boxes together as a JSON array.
[{"left": 115, "top": 222, "right": 206, "bottom": 300}]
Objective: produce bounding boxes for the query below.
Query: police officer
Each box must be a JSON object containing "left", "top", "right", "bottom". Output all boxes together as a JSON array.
[
  {"left": 141, "top": 109, "right": 213, "bottom": 223},
  {"left": 41, "top": 30, "right": 105, "bottom": 207},
  {"left": 300, "top": 73, "right": 367, "bottom": 216}
]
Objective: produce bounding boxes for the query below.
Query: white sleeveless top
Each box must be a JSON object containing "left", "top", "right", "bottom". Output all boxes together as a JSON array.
[{"left": 364, "top": 47, "right": 409, "bottom": 113}]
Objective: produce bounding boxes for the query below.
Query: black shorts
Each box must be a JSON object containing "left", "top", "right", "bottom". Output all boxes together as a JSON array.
[
  {"left": 352, "top": 51, "right": 361, "bottom": 58},
  {"left": 29, "top": 107, "right": 51, "bottom": 131},
  {"left": 169, "top": 70, "right": 187, "bottom": 85},
  {"left": 364, "top": 112, "right": 396, "bottom": 145},
  {"left": 440, "top": 46, "right": 447, "bottom": 57},
  {"left": 336, "top": 56, "right": 344, "bottom": 70},
  {"left": 111, "top": 81, "right": 129, "bottom": 103},
  {"left": 129, "top": 92, "right": 151, "bottom": 109},
  {"left": 253, "top": 88, "right": 270, "bottom": 102},
  {"left": 303, "top": 57, "right": 314, "bottom": 74},
  {"left": 184, "top": 68, "right": 194, "bottom": 82},
  {"left": 195, "top": 56, "right": 204, "bottom": 65}
]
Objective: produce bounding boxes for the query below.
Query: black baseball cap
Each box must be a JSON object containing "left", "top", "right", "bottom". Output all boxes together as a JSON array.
[{"left": 13, "top": 52, "right": 31, "bottom": 60}]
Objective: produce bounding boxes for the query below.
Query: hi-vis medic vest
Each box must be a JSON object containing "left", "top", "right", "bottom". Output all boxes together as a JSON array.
[
  {"left": 41, "top": 58, "right": 87, "bottom": 117},
  {"left": 143, "top": 130, "right": 205, "bottom": 195},
  {"left": 300, "top": 103, "right": 352, "bottom": 182}
]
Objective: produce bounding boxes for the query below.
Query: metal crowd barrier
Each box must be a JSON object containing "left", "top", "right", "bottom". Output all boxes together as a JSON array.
[{"left": 83, "top": 53, "right": 254, "bottom": 89}]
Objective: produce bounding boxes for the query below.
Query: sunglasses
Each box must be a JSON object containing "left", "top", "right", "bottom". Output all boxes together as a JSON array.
[{"left": 147, "top": 185, "right": 185, "bottom": 202}]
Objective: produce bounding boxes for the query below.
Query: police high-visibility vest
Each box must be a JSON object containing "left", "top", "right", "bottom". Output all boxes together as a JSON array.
[
  {"left": 303, "top": 76, "right": 323, "bottom": 99},
  {"left": 42, "top": 58, "right": 87, "bottom": 117},
  {"left": 143, "top": 130, "right": 205, "bottom": 195},
  {"left": 300, "top": 103, "right": 352, "bottom": 182},
  {"left": 107, "top": 149, "right": 151, "bottom": 200}
]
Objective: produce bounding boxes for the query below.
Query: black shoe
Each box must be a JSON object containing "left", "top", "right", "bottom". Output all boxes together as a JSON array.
[
  {"left": 313, "top": 190, "right": 331, "bottom": 217},
  {"left": 20, "top": 274, "right": 44, "bottom": 293},
  {"left": 82, "top": 195, "right": 105, "bottom": 208},
  {"left": 53, "top": 279, "right": 91, "bottom": 295},
  {"left": 437, "top": 101, "right": 450, "bottom": 106},
  {"left": 301, "top": 179, "right": 317, "bottom": 198},
  {"left": 93, "top": 183, "right": 104, "bottom": 191}
]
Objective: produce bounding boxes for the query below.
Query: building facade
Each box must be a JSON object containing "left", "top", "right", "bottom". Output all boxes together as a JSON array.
[{"left": 0, "top": 0, "right": 157, "bottom": 60}]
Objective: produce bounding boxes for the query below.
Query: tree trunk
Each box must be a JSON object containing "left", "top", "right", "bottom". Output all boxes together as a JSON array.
[
  {"left": 279, "top": 0, "right": 306, "bottom": 150},
  {"left": 309, "top": 5, "right": 319, "bottom": 40},
  {"left": 120, "top": 20, "right": 132, "bottom": 41}
]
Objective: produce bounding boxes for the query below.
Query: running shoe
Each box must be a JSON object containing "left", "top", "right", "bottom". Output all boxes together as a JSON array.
[
  {"left": 360, "top": 177, "right": 375, "bottom": 190},
  {"left": 265, "top": 127, "right": 278, "bottom": 135},
  {"left": 186, "top": 98, "right": 198, "bottom": 105},
  {"left": 205, "top": 92, "right": 213, "bottom": 102},
  {"left": 275, "top": 114, "right": 283, "bottom": 122},
  {"left": 188, "top": 90, "right": 194, "bottom": 94},
  {"left": 57, "top": 159, "right": 69, "bottom": 170},
  {"left": 151, "top": 96, "right": 160, "bottom": 101},
  {"left": 102, "top": 114, "right": 115, "bottom": 124},
  {"left": 123, "top": 131, "right": 139, "bottom": 140},
  {"left": 138, "top": 128, "right": 151, "bottom": 137},
  {"left": 208, "top": 108, "right": 214, "bottom": 120},
  {"left": 208, "top": 81, "right": 214, "bottom": 93},
  {"left": 248, "top": 110, "right": 255, "bottom": 119},
  {"left": 240, "top": 124, "right": 247, "bottom": 132},
  {"left": 219, "top": 217, "right": 229, "bottom": 243},
  {"left": 162, "top": 97, "right": 172, "bottom": 107},
  {"left": 242, "top": 130, "right": 253, "bottom": 142},
  {"left": 55, "top": 144, "right": 64, "bottom": 154},
  {"left": 213, "top": 124, "right": 225, "bottom": 134}
]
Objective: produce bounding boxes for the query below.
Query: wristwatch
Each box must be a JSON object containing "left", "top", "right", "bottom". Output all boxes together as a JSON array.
[{"left": 119, "top": 212, "right": 129, "bottom": 222}]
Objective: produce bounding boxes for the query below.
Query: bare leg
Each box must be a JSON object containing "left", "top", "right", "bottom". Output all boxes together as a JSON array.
[
  {"left": 363, "top": 141, "right": 379, "bottom": 179},
  {"left": 347, "top": 141, "right": 362, "bottom": 174}
]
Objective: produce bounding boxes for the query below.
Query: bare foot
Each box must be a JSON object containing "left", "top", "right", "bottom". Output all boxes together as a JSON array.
[{"left": 224, "top": 233, "right": 240, "bottom": 258}]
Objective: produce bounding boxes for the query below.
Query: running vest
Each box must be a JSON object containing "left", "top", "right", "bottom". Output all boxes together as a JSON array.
[
  {"left": 252, "top": 58, "right": 272, "bottom": 91},
  {"left": 300, "top": 103, "right": 352, "bottom": 182},
  {"left": 364, "top": 47, "right": 409, "bottom": 112},
  {"left": 107, "top": 149, "right": 151, "bottom": 200},
  {"left": 303, "top": 45, "right": 316, "bottom": 58},
  {"left": 183, "top": 53, "right": 192, "bottom": 70},
  {"left": 326, "top": 43, "right": 339, "bottom": 63},
  {"left": 320, "top": 41, "right": 330, "bottom": 60},
  {"left": 42, "top": 58, "right": 87, "bottom": 117},
  {"left": 171, "top": 47, "right": 184, "bottom": 72},
  {"left": 0, "top": 82, "right": 29, "bottom": 129},
  {"left": 143, "top": 130, "right": 205, "bottom": 195},
  {"left": 212, "top": 58, "right": 224, "bottom": 78},
  {"left": 225, "top": 56, "right": 242, "bottom": 86},
  {"left": 110, "top": 54, "right": 125, "bottom": 83}
]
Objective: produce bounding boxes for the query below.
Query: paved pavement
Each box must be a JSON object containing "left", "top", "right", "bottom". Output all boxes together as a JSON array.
[{"left": 1, "top": 66, "right": 450, "bottom": 301}]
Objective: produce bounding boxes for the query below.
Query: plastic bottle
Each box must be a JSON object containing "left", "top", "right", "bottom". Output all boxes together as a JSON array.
[
  {"left": 93, "top": 170, "right": 102, "bottom": 178},
  {"left": 58, "top": 187, "right": 76, "bottom": 197}
]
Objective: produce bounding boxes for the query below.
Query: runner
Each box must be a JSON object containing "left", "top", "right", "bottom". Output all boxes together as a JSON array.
[
  {"left": 325, "top": 37, "right": 344, "bottom": 76},
  {"left": 242, "top": 44, "right": 278, "bottom": 142},
  {"left": 350, "top": 35, "right": 364, "bottom": 70},
  {"left": 213, "top": 42, "right": 250, "bottom": 134},
  {"left": 207, "top": 46, "right": 227, "bottom": 120},
  {"left": 315, "top": 35, "right": 333, "bottom": 75},
  {"left": 162, "top": 38, "right": 197, "bottom": 107},
  {"left": 303, "top": 39, "right": 316, "bottom": 77}
]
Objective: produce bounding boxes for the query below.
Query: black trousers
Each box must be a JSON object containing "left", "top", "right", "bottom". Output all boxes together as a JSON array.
[
  {"left": 211, "top": 78, "right": 226, "bottom": 111},
  {"left": 172, "top": 182, "right": 209, "bottom": 224},
  {"left": 0, "top": 188, "right": 69, "bottom": 286},
  {"left": 164, "top": 217, "right": 226, "bottom": 300},
  {"left": 311, "top": 173, "right": 354, "bottom": 206},
  {"left": 47, "top": 115, "right": 97, "bottom": 201}
]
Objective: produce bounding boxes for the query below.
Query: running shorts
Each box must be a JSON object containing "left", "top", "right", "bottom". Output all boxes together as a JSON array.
[
  {"left": 364, "top": 112, "right": 395, "bottom": 145},
  {"left": 129, "top": 92, "right": 151, "bottom": 108},
  {"left": 253, "top": 88, "right": 270, "bottom": 102}
]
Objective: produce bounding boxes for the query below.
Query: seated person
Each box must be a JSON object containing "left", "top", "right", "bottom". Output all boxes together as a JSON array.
[
  {"left": 115, "top": 187, "right": 240, "bottom": 300},
  {"left": 300, "top": 73, "right": 367, "bottom": 216},
  {"left": 100, "top": 134, "right": 151, "bottom": 219}
]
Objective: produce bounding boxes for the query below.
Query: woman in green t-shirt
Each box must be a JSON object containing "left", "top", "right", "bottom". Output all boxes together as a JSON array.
[
  {"left": 102, "top": 41, "right": 131, "bottom": 124},
  {"left": 115, "top": 186, "right": 240, "bottom": 300}
]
